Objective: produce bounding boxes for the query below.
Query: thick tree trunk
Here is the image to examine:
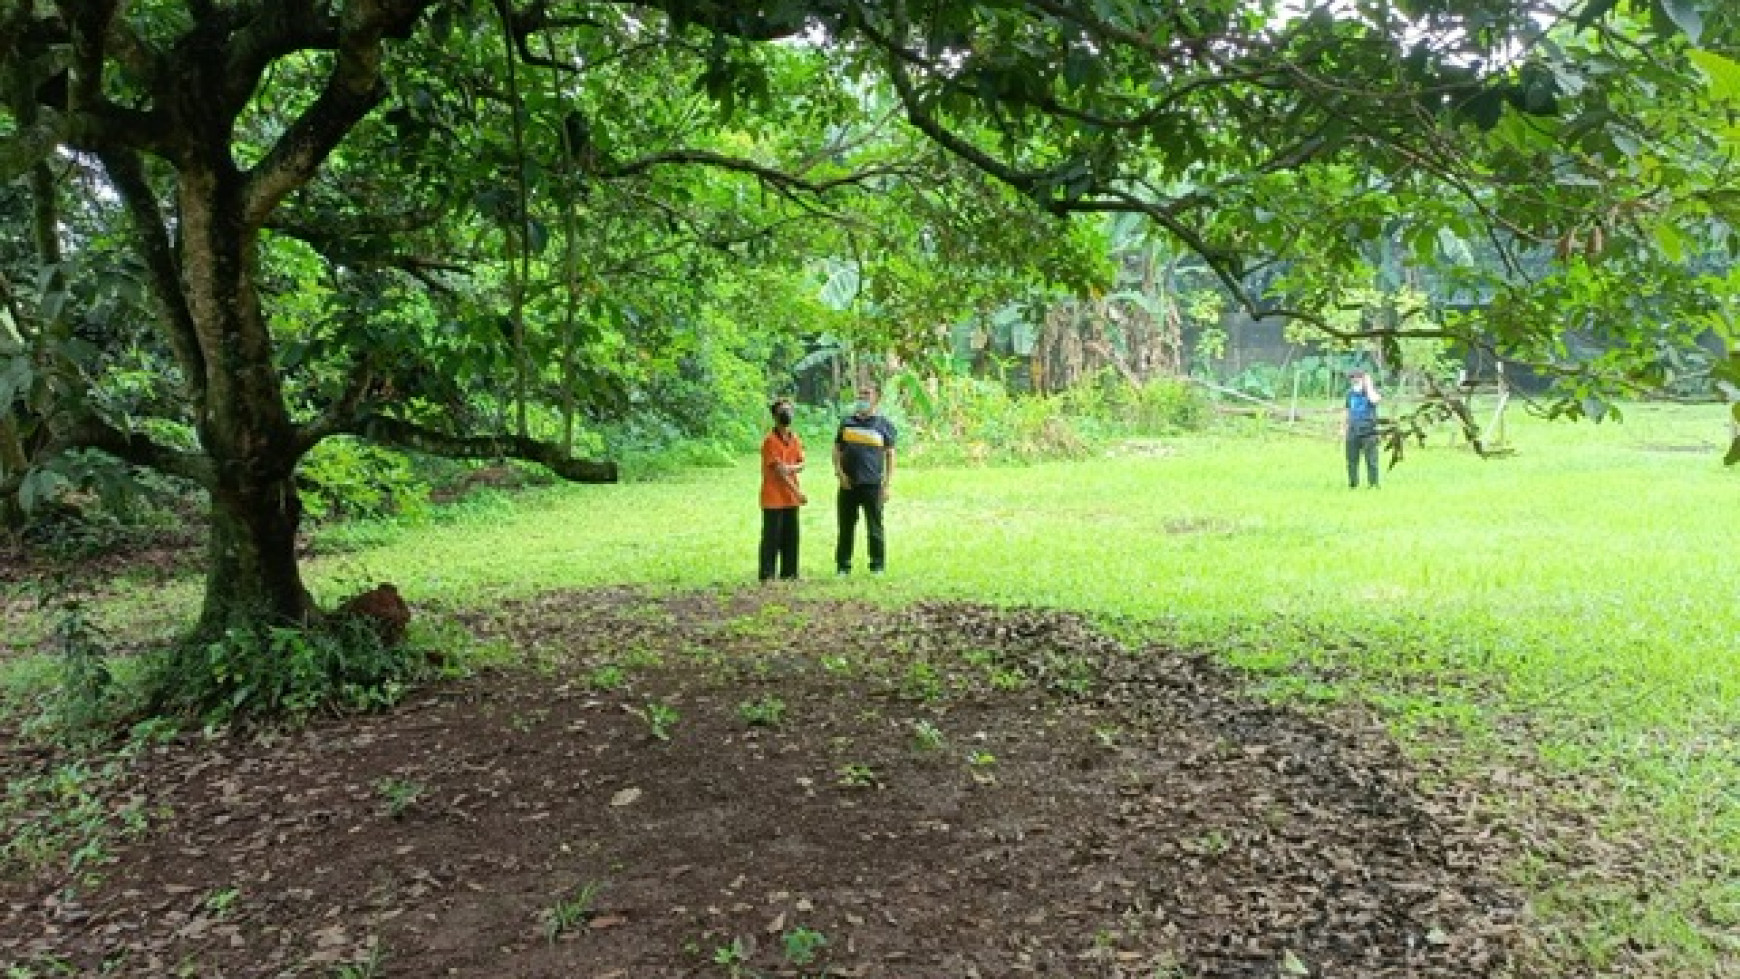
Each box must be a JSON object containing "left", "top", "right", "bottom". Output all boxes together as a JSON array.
[
  {"left": 0, "top": 415, "right": 25, "bottom": 531},
  {"left": 179, "top": 168, "right": 317, "bottom": 639},
  {"left": 197, "top": 473, "right": 315, "bottom": 638}
]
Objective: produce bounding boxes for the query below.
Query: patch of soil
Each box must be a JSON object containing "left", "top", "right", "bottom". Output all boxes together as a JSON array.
[
  {"left": 0, "top": 525, "right": 205, "bottom": 591},
  {"left": 1, "top": 590, "right": 1523, "bottom": 977}
]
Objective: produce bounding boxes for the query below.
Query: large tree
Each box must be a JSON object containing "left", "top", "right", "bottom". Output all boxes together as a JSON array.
[{"left": 0, "top": 0, "right": 1734, "bottom": 639}]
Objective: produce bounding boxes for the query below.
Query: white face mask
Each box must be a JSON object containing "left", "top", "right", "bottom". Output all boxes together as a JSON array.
[{"left": 852, "top": 399, "right": 872, "bottom": 416}]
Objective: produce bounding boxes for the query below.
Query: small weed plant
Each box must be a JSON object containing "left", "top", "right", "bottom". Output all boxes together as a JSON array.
[
  {"left": 588, "top": 664, "right": 628, "bottom": 691},
  {"left": 331, "top": 939, "right": 387, "bottom": 978},
  {"left": 737, "top": 696, "right": 787, "bottom": 728},
  {"left": 836, "top": 763, "right": 880, "bottom": 789},
  {"left": 639, "top": 701, "right": 680, "bottom": 741},
  {"left": 50, "top": 598, "right": 115, "bottom": 740},
  {"left": 373, "top": 778, "right": 424, "bottom": 819},
  {"left": 542, "top": 881, "right": 604, "bottom": 941},
  {"left": 911, "top": 719, "right": 945, "bottom": 752},
  {"left": 712, "top": 936, "right": 752, "bottom": 977},
  {"left": 899, "top": 660, "right": 946, "bottom": 702},
  {"left": 781, "top": 926, "right": 828, "bottom": 967},
  {"left": 202, "top": 886, "right": 240, "bottom": 917},
  {"left": 619, "top": 643, "right": 664, "bottom": 670}
]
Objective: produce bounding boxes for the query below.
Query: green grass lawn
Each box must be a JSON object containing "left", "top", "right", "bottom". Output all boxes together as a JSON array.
[{"left": 11, "top": 401, "right": 1740, "bottom": 975}]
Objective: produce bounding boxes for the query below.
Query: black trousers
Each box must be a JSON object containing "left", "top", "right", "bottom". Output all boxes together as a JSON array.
[
  {"left": 759, "top": 507, "right": 800, "bottom": 580},
  {"left": 835, "top": 485, "right": 885, "bottom": 573},
  {"left": 1346, "top": 425, "right": 1379, "bottom": 487}
]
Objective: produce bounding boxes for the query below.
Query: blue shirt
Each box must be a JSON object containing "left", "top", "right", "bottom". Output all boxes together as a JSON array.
[{"left": 1346, "top": 389, "right": 1378, "bottom": 427}]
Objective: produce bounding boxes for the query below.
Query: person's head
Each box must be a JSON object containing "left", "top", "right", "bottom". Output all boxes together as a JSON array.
[
  {"left": 851, "top": 385, "right": 878, "bottom": 418},
  {"left": 769, "top": 397, "right": 794, "bottom": 427}
]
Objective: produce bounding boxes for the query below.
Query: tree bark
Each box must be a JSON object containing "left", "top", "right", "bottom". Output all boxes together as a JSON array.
[
  {"left": 198, "top": 473, "right": 315, "bottom": 637},
  {"left": 0, "top": 415, "right": 25, "bottom": 531},
  {"left": 179, "top": 166, "right": 317, "bottom": 637}
]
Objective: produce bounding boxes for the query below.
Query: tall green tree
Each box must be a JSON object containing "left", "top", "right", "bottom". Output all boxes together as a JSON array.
[{"left": 0, "top": 0, "right": 1733, "bottom": 644}]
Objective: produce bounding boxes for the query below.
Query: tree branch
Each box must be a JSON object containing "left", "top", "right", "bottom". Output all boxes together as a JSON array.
[
  {"left": 603, "top": 149, "right": 910, "bottom": 200},
  {"left": 99, "top": 147, "right": 208, "bottom": 405},
  {"left": 263, "top": 206, "right": 448, "bottom": 252},
  {"left": 0, "top": 113, "right": 65, "bottom": 184},
  {"left": 241, "top": 0, "right": 433, "bottom": 226},
  {"left": 225, "top": 0, "right": 339, "bottom": 114},
  {"left": 56, "top": 415, "right": 216, "bottom": 486},
  {"left": 352, "top": 414, "right": 618, "bottom": 482},
  {"left": 294, "top": 359, "right": 376, "bottom": 456},
  {"left": 58, "top": 0, "right": 120, "bottom": 112},
  {"left": 881, "top": 52, "right": 1055, "bottom": 202}
]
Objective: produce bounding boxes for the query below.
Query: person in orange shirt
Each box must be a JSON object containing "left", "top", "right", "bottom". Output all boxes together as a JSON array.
[{"left": 759, "top": 397, "right": 807, "bottom": 581}]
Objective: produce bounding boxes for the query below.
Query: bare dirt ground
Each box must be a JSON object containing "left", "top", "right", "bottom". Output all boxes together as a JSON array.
[{"left": 2, "top": 587, "right": 1525, "bottom": 978}]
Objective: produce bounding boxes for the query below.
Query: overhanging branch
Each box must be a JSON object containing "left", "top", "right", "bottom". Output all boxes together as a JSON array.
[
  {"left": 604, "top": 150, "right": 911, "bottom": 201},
  {"left": 56, "top": 415, "right": 216, "bottom": 486},
  {"left": 242, "top": 0, "right": 434, "bottom": 226},
  {"left": 353, "top": 414, "right": 618, "bottom": 482}
]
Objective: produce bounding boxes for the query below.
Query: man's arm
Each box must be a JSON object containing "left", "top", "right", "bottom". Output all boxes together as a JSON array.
[
  {"left": 777, "top": 463, "right": 805, "bottom": 501},
  {"left": 833, "top": 442, "right": 849, "bottom": 488},
  {"left": 881, "top": 449, "right": 896, "bottom": 502}
]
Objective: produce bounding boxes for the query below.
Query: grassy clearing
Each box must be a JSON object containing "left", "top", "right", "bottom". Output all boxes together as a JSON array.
[{"left": 9, "top": 401, "right": 1740, "bottom": 975}]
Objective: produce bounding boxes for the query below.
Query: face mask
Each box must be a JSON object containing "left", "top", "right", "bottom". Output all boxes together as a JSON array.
[
  {"left": 773, "top": 408, "right": 793, "bottom": 425},
  {"left": 852, "top": 399, "right": 872, "bottom": 416}
]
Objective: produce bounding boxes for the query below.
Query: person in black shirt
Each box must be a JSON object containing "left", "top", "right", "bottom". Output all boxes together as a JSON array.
[{"left": 833, "top": 386, "right": 898, "bottom": 575}]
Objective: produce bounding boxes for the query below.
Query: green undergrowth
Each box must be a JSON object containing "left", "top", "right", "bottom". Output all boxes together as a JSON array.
[{"left": 4, "top": 402, "right": 1738, "bottom": 976}]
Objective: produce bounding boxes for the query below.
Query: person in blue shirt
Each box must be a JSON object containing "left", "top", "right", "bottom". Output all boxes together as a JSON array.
[
  {"left": 833, "top": 386, "right": 897, "bottom": 575},
  {"left": 1343, "top": 369, "right": 1382, "bottom": 488}
]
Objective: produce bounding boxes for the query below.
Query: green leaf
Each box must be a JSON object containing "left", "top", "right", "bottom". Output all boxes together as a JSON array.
[
  {"left": 1688, "top": 49, "right": 1740, "bottom": 103},
  {"left": 1459, "top": 89, "right": 1507, "bottom": 131},
  {"left": 1725, "top": 434, "right": 1740, "bottom": 466},
  {"left": 18, "top": 467, "right": 69, "bottom": 515},
  {"left": 1652, "top": 221, "right": 1688, "bottom": 262},
  {"left": 428, "top": 4, "right": 453, "bottom": 43},
  {"left": 1652, "top": 0, "right": 1703, "bottom": 43},
  {"left": 1714, "top": 354, "right": 1740, "bottom": 387},
  {"left": 0, "top": 356, "right": 31, "bottom": 408},
  {"left": 1280, "top": 949, "right": 1311, "bottom": 976},
  {"left": 1574, "top": 0, "right": 1623, "bottom": 31}
]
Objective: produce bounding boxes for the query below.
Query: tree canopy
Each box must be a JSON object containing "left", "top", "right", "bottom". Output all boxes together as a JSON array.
[{"left": 1, "top": 0, "right": 1736, "bottom": 642}]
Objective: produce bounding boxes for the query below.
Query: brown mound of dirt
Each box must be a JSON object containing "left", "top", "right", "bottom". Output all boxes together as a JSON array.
[
  {"left": 335, "top": 583, "right": 412, "bottom": 648},
  {"left": 0, "top": 589, "right": 1521, "bottom": 977}
]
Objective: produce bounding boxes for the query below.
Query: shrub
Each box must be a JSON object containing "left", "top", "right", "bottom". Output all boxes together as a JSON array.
[
  {"left": 297, "top": 437, "right": 431, "bottom": 523},
  {"left": 900, "top": 371, "right": 1205, "bottom": 465},
  {"left": 142, "top": 615, "right": 431, "bottom": 723}
]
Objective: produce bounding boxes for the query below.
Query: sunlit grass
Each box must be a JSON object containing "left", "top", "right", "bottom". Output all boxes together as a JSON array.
[{"left": 11, "top": 400, "right": 1740, "bottom": 974}]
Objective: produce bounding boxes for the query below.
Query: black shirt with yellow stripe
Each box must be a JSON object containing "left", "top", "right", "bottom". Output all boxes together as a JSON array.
[{"left": 836, "top": 415, "right": 898, "bottom": 488}]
